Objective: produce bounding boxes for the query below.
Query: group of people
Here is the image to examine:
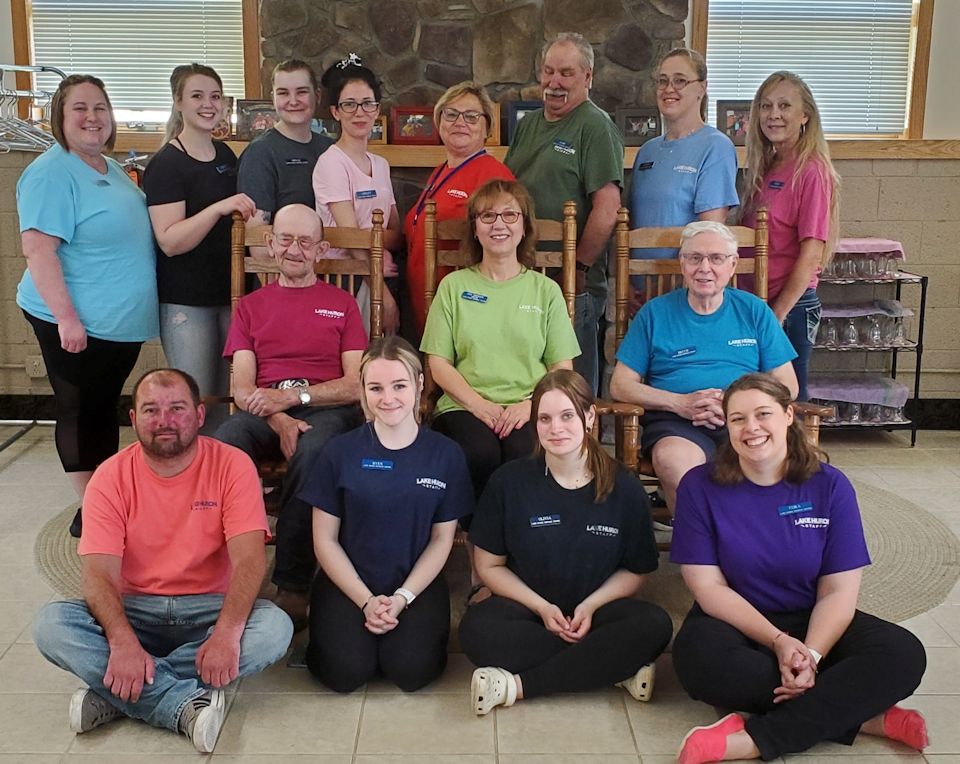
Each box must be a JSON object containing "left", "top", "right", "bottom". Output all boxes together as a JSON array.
[{"left": 15, "top": 27, "right": 929, "bottom": 764}]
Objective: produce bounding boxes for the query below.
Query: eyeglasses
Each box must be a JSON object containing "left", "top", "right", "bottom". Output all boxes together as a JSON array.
[
  {"left": 440, "top": 107, "right": 484, "bottom": 125},
  {"left": 337, "top": 100, "right": 379, "bottom": 114},
  {"left": 653, "top": 75, "right": 703, "bottom": 91},
  {"left": 681, "top": 253, "right": 736, "bottom": 266},
  {"left": 272, "top": 234, "right": 320, "bottom": 250},
  {"left": 476, "top": 210, "right": 522, "bottom": 225}
]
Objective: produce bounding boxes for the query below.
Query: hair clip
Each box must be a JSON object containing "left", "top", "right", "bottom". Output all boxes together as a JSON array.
[{"left": 337, "top": 53, "right": 363, "bottom": 70}]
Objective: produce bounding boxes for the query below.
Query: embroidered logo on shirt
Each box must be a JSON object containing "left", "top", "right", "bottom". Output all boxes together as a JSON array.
[
  {"left": 586, "top": 524, "right": 619, "bottom": 537},
  {"left": 518, "top": 304, "right": 543, "bottom": 315},
  {"left": 673, "top": 164, "right": 697, "bottom": 174},
  {"left": 416, "top": 477, "right": 447, "bottom": 490},
  {"left": 794, "top": 517, "right": 829, "bottom": 528},
  {"left": 446, "top": 188, "right": 468, "bottom": 199},
  {"left": 553, "top": 140, "right": 576, "bottom": 156},
  {"left": 315, "top": 308, "right": 345, "bottom": 318},
  {"left": 728, "top": 338, "right": 758, "bottom": 347},
  {"left": 192, "top": 500, "right": 219, "bottom": 511}
]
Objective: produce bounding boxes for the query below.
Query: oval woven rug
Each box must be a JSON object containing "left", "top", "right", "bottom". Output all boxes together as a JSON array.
[{"left": 35, "top": 479, "right": 960, "bottom": 629}]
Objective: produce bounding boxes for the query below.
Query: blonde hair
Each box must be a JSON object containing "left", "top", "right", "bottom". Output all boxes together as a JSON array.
[
  {"left": 531, "top": 369, "right": 618, "bottom": 503},
  {"left": 359, "top": 336, "right": 424, "bottom": 423},
  {"left": 434, "top": 81, "right": 497, "bottom": 139},
  {"left": 656, "top": 47, "right": 708, "bottom": 121},
  {"left": 164, "top": 63, "right": 223, "bottom": 144},
  {"left": 742, "top": 72, "right": 840, "bottom": 264}
]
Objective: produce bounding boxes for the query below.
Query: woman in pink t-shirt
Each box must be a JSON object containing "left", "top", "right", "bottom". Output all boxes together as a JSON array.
[
  {"left": 313, "top": 55, "right": 402, "bottom": 333},
  {"left": 741, "top": 72, "right": 840, "bottom": 401}
]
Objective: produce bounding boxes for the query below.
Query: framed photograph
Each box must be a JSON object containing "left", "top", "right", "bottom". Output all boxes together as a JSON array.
[
  {"left": 716, "top": 99, "right": 752, "bottom": 146},
  {"left": 369, "top": 115, "right": 387, "bottom": 145},
  {"left": 311, "top": 118, "right": 340, "bottom": 140},
  {"left": 615, "top": 108, "right": 661, "bottom": 147},
  {"left": 211, "top": 96, "right": 233, "bottom": 140},
  {"left": 506, "top": 100, "right": 542, "bottom": 144},
  {"left": 390, "top": 106, "right": 439, "bottom": 145},
  {"left": 236, "top": 100, "right": 277, "bottom": 141},
  {"left": 484, "top": 102, "right": 501, "bottom": 147}
]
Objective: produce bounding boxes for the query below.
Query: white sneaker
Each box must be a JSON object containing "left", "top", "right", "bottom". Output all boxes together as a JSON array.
[
  {"left": 178, "top": 689, "right": 225, "bottom": 753},
  {"left": 617, "top": 662, "right": 655, "bottom": 701},
  {"left": 652, "top": 520, "right": 673, "bottom": 545},
  {"left": 69, "top": 688, "right": 123, "bottom": 733},
  {"left": 471, "top": 667, "right": 517, "bottom": 715}
]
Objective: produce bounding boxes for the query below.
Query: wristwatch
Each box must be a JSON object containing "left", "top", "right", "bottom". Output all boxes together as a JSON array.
[
  {"left": 394, "top": 587, "right": 416, "bottom": 608},
  {"left": 575, "top": 260, "right": 590, "bottom": 273},
  {"left": 298, "top": 388, "right": 312, "bottom": 406}
]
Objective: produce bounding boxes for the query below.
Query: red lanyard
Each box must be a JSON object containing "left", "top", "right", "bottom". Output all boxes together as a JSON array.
[{"left": 411, "top": 149, "right": 487, "bottom": 227}]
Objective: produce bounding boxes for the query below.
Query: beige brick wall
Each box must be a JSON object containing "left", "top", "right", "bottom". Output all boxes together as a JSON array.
[{"left": 2, "top": 151, "right": 959, "bottom": 399}]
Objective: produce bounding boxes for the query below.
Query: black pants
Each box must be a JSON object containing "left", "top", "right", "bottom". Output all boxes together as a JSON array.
[
  {"left": 433, "top": 410, "right": 535, "bottom": 516},
  {"left": 672, "top": 605, "right": 926, "bottom": 760},
  {"left": 306, "top": 573, "right": 450, "bottom": 693},
  {"left": 459, "top": 595, "right": 672, "bottom": 698},
  {"left": 25, "top": 311, "right": 141, "bottom": 473}
]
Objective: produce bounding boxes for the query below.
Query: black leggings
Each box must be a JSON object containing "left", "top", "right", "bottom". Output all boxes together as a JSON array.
[
  {"left": 25, "top": 312, "right": 142, "bottom": 473},
  {"left": 306, "top": 573, "right": 450, "bottom": 693},
  {"left": 672, "top": 605, "right": 927, "bottom": 760},
  {"left": 433, "top": 409, "right": 535, "bottom": 500},
  {"left": 458, "top": 595, "right": 673, "bottom": 699}
]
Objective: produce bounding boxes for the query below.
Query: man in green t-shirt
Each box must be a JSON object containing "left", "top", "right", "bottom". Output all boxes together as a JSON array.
[{"left": 505, "top": 32, "right": 624, "bottom": 393}]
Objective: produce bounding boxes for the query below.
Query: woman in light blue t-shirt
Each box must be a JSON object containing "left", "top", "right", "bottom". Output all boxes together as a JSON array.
[{"left": 16, "top": 74, "right": 158, "bottom": 538}]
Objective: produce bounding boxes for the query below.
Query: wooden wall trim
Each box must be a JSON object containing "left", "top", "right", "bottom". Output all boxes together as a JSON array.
[
  {"left": 10, "top": 0, "right": 33, "bottom": 119},
  {"left": 241, "top": 0, "right": 261, "bottom": 98},
  {"left": 908, "top": 0, "right": 935, "bottom": 139},
  {"left": 689, "top": 0, "right": 709, "bottom": 55}
]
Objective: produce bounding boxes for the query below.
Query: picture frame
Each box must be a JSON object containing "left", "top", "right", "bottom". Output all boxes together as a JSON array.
[
  {"left": 211, "top": 96, "right": 233, "bottom": 140},
  {"left": 484, "top": 103, "right": 501, "bottom": 147},
  {"left": 615, "top": 108, "right": 661, "bottom": 147},
  {"left": 369, "top": 115, "right": 387, "bottom": 145},
  {"left": 716, "top": 99, "right": 752, "bottom": 146},
  {"left": 311, "top": 118, "right": 340, "bottom": 141},
  {"left": 236, "top": 100, "right": 277, "bottom": 141},
  {"left": 389, "top": 106, "right": 440, "bottom": 145},
  {"left": 506, "top": 100, "right": 542, "bottom": 144}
]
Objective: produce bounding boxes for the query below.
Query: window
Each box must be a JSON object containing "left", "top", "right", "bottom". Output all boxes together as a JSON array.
[
  {"left": 704, "top": 0, "right": 917, "bottom": 136},
  {"left": 30, "top": 0, "right": 245, "bottom": 124}
]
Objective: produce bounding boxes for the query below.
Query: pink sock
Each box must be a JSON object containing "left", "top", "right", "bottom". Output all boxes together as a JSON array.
[
  {"left": 678, "top": 713, "right": 746, "bottom": 764},
  {"left": 883, "top": 706, "right": 929, "bottom": 750}
]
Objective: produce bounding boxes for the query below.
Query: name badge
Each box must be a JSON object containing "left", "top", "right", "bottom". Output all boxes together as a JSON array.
[
  {"left": 530, "top": 514, "right": 561, "bottom": 528},
  {"left": 778, "top": 500, "right": 813, "bottom": 516},
  {"left": 95, "top": 179, "right": 110, "bottom": 187},
  {"left": 215, "top": 163, "right": 235, "bottom": 175},
  {"left": 361, "top": 458, "right": 394, "bottom": 471},
  {"left": 552, "top": 139, "right": 576, "bottom": 155},
  {"left": 637, "top": 161, "right": 654, "bottom": 171},
  {"left": 355, "top": 189, "right": 377, "bottom": 200},
  {"left": 461, "top": 291, "right": 488, "bottom": 303},
  {"left": 768, "top": 180, "right": 785, "bottom": 190},
  {"left": 670, "top": 346, "right": 697, "bottom": 359},
  {"left": 285, "top": 158, "right": 310, "bottom": 166}
]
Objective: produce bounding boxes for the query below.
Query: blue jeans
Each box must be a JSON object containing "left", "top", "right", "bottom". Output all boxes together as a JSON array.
[
  {"left": 782, "top": 288, "right": 821, "bottom": 402},
  {"left": 159, "top": 303, "right": 232, "bottom": 433},
  {"left": 34, "top": 595, "right": 292, "bottom": 733},
  {"left": 574, "top": 292, "right": 606, "bottom": 394}
]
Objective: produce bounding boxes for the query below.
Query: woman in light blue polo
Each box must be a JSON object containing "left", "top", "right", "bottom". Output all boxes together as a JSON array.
[
  {"left": 629, "top": 48, "right": 739, "bottom": 264},
  {"left": 16, "top": 74, "right": 158, "bottom": 537}
]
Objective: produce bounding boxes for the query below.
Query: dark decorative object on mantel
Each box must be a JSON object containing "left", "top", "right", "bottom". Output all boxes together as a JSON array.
[{"left": 615, "top": 108, "right": 661, "bottom": 147}]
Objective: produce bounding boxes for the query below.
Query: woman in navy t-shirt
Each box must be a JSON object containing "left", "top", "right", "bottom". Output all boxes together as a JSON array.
[
  {"left": 671, "top": 373, "right": 927, "bottom": 764},
  {"left": 300, "top": 336, "right": 473, "bottom": 692}
]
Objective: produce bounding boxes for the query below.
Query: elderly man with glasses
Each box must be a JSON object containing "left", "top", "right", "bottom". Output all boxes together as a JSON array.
[
  {"left": 610, "top": 221, "right": 798, "bottom": 532},
  {"left": 214, "top": 204, "right": 367, "bottom": 629}
]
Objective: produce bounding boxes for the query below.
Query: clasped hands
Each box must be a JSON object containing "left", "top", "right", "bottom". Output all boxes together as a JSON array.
[
  {"left": 472, "top": 399, "right": 532, "bottom": 439},
  {"left": 362, "top": 594, "right": 406, "bottom": 635},
  {"left": 676, "top": 388, "right": 725, "bottom": 430},
  {"left": 539, "top": 602, "right": 595, "bottom": 644},
  {"left": 772, "top": 633, "right": 818, "bottom": 703}
]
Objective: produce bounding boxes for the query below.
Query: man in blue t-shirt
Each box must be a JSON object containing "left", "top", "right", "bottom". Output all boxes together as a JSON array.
[{"left": 610, "top": 221, "right": 797, "bottom": 523}]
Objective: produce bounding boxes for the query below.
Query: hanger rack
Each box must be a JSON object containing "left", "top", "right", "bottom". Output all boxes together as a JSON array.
[{"left": 0, "top": 63, "right": 65, "bottom": 154}]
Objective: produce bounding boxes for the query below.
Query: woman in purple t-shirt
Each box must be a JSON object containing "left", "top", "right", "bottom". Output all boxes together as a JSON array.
[
  {"left": 741, "top": 72, "right": 840, "bottom": 402},
  {"left": 671, "top": 373, "right": 927, "bottom": 764}
]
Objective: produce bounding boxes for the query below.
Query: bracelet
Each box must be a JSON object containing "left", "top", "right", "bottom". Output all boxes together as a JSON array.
[
  {"left": 360, "top": 594, "right": 375, "bottom": 611},
  {"left": 772, "top": 630, "right": 788, "bottom": 648}
]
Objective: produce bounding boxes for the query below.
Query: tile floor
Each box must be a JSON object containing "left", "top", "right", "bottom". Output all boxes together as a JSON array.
[{"left": 1, "top": 424, "right": 959, "bottom": 763}]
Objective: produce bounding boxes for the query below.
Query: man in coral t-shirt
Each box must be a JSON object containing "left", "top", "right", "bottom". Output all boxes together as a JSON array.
[
  {"left": 214, "top": 203, "right": 368, "bottom": 629},
  {"left": 34, "top": 369, "right": 293, "bottom": 753}
]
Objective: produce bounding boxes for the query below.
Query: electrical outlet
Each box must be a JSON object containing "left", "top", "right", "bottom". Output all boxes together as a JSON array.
[{"left": 25, "top": 355, "right": 47, "bottom": 379}]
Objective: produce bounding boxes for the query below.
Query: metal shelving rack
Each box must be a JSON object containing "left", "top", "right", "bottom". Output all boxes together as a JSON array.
[{"left": 812, "top": 270, "right": 928, "bottom": 445}]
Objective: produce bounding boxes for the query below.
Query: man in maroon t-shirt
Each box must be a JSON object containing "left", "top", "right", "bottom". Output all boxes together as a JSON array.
[{"left": 215, "top": 204, "right": 368, "bottom": 628}]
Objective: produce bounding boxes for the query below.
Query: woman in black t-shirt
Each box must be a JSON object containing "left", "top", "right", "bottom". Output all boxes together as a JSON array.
[
  {"left": 143, "top": 63, "right": 256, "bottom": 430},
  {"left": 459, "top": 369, "right": 672, "bottom": 714}
]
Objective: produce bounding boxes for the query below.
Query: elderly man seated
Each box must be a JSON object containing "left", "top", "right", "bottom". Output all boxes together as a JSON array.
[
  {"left": 215, "top": 203, "right": 367, "bottom": 629},
  {"left": 610, "top": 220, "right": 798, "bottom": 529}
]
